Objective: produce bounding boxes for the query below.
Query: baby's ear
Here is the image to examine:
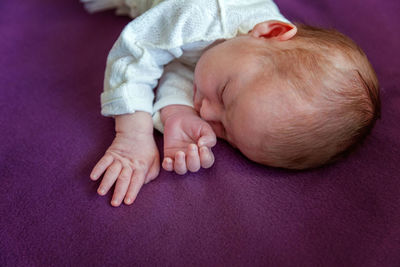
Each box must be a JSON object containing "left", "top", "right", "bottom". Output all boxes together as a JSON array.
[{"left": 249, "top": 20, "right": 297, "bottom": 41}]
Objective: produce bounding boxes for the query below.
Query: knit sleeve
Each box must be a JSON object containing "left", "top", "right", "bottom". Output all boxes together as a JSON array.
[
  {"left": 152, "top": 60, "right": 195, "bottom": 133},
  {"left": 100, "top": 31, "right": 180, "bottom": 116},
  {"left": 100, "top": 0, "right": 215, "bottom": 116}
]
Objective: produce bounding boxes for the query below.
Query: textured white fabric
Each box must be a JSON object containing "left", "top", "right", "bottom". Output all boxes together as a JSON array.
[{"left": 84, "top": 0, "right": 291, "bottom": 131}]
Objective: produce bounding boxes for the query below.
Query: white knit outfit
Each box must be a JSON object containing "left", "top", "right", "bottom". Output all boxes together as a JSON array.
[{"left": 82, "top": 0, "right": 290, "bottom": 132}]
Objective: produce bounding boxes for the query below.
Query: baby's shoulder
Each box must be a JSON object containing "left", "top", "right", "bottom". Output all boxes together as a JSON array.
[{"left": 122, "top": 0, "right": 225, "bottom": 48}]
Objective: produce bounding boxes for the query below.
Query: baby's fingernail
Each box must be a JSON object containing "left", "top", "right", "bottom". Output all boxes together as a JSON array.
[
  {"left": 98, "top": 188, "right": 105, "bottom": 195},
  {"left": 125, "top": 197, "right": 132, "bottom": 204}
]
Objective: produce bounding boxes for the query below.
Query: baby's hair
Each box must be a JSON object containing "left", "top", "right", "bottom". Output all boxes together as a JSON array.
[{"left": 257, "top": 24, "right": 381, "bottom": 169}]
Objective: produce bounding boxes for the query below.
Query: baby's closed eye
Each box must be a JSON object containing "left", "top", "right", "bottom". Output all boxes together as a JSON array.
[{"left": 219, "top": 81, "right": 229, "bottom": 106}]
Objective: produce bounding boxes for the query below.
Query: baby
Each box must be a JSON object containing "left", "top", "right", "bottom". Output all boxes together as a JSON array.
[{"left": 83, "top": 0, "right": 380, "bottom": 206}]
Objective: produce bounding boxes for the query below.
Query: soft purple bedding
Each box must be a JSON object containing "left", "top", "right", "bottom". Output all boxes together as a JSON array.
[{"left": 1, "top": 0, "right": 399, "bottom": 265}]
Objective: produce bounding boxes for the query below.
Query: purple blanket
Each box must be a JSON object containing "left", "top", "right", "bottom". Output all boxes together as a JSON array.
[{"left": 1, "top": 0, "right": 399, "bottom": 265}]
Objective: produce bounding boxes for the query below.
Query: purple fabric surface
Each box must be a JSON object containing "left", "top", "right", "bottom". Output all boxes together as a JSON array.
[{"left": 1, "top": 0, "right": 399, "bottom": 266}]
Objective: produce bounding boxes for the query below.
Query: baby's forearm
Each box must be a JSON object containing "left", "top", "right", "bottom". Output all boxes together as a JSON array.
[
  {"left": 115, "top": 112, "right": 154, "bottom": 135},
  {"left": 160, "top": 105, "right": 197, "bottom": 124}
]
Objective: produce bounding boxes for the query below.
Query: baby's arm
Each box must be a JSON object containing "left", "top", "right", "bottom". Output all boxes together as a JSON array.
[
  {"left": 161, "top": 105, "right": 216, "bottom": 175},
  {"left": 90, "top": 112, "right": 160, "bottom": 207}
]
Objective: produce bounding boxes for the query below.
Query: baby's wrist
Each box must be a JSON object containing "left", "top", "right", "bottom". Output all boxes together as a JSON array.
[
  {"left": 114, "top": 112, "right": 153, "bottom": 135},
  {"left": 160, "top": 105, "right": 197, "bottom": 124}
]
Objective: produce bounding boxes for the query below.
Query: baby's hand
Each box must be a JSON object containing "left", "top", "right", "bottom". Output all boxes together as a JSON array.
[
  {"left": 90, "top": 113, "right": 160, "bottom": 207},
  {"left": 161, "top": 105, "right": 217, "bottom": 175}
]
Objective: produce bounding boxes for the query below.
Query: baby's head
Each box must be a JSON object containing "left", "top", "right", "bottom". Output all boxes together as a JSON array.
[{"left": 193, "top": 20, "right": 380, "bottom": 169}]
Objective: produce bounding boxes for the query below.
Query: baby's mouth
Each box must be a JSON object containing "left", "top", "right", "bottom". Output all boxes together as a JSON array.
[
  {"left": 193, "top": 83, "right": 197, "bottom": 101},
  {"left": 193, "top": 83, "right": 201, "bottom": 112}
]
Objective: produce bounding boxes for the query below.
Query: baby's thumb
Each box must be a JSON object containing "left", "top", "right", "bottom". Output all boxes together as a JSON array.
[
  {"left": 198, "top": 128, "right": 217, "bottom": 148},
  {"left": 144, "top": 157, "right": 160, "bottom": 184}
]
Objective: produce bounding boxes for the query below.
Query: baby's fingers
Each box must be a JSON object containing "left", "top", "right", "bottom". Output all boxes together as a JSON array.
[
  {"left": 199, "top": 146, "right": 215, "bottom": 169},
  {"left": 124, "top": 169, "right": 145, "bottom": 205},
  {"left": 98, "top": 161, "right": 122, "bottom": 196},
  {"left": 174, "top": 151, "right": 187, "bottom": 175},
  {"left": 186, "top": 144, "right": 201, "bottom": 172},
  {"left": 111, "top": 167, "right": 132, "bottom": 207},
  {"left": 162, "top": 157, "right": 174, "bottom": 172},
  {"left": 90, "top": 153, "right": 114, "bottom": 181}
]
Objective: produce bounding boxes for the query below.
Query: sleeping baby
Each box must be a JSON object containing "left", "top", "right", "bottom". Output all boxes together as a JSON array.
[{"left": 82, "top": 0, "right": 380, "bottom": 206}]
